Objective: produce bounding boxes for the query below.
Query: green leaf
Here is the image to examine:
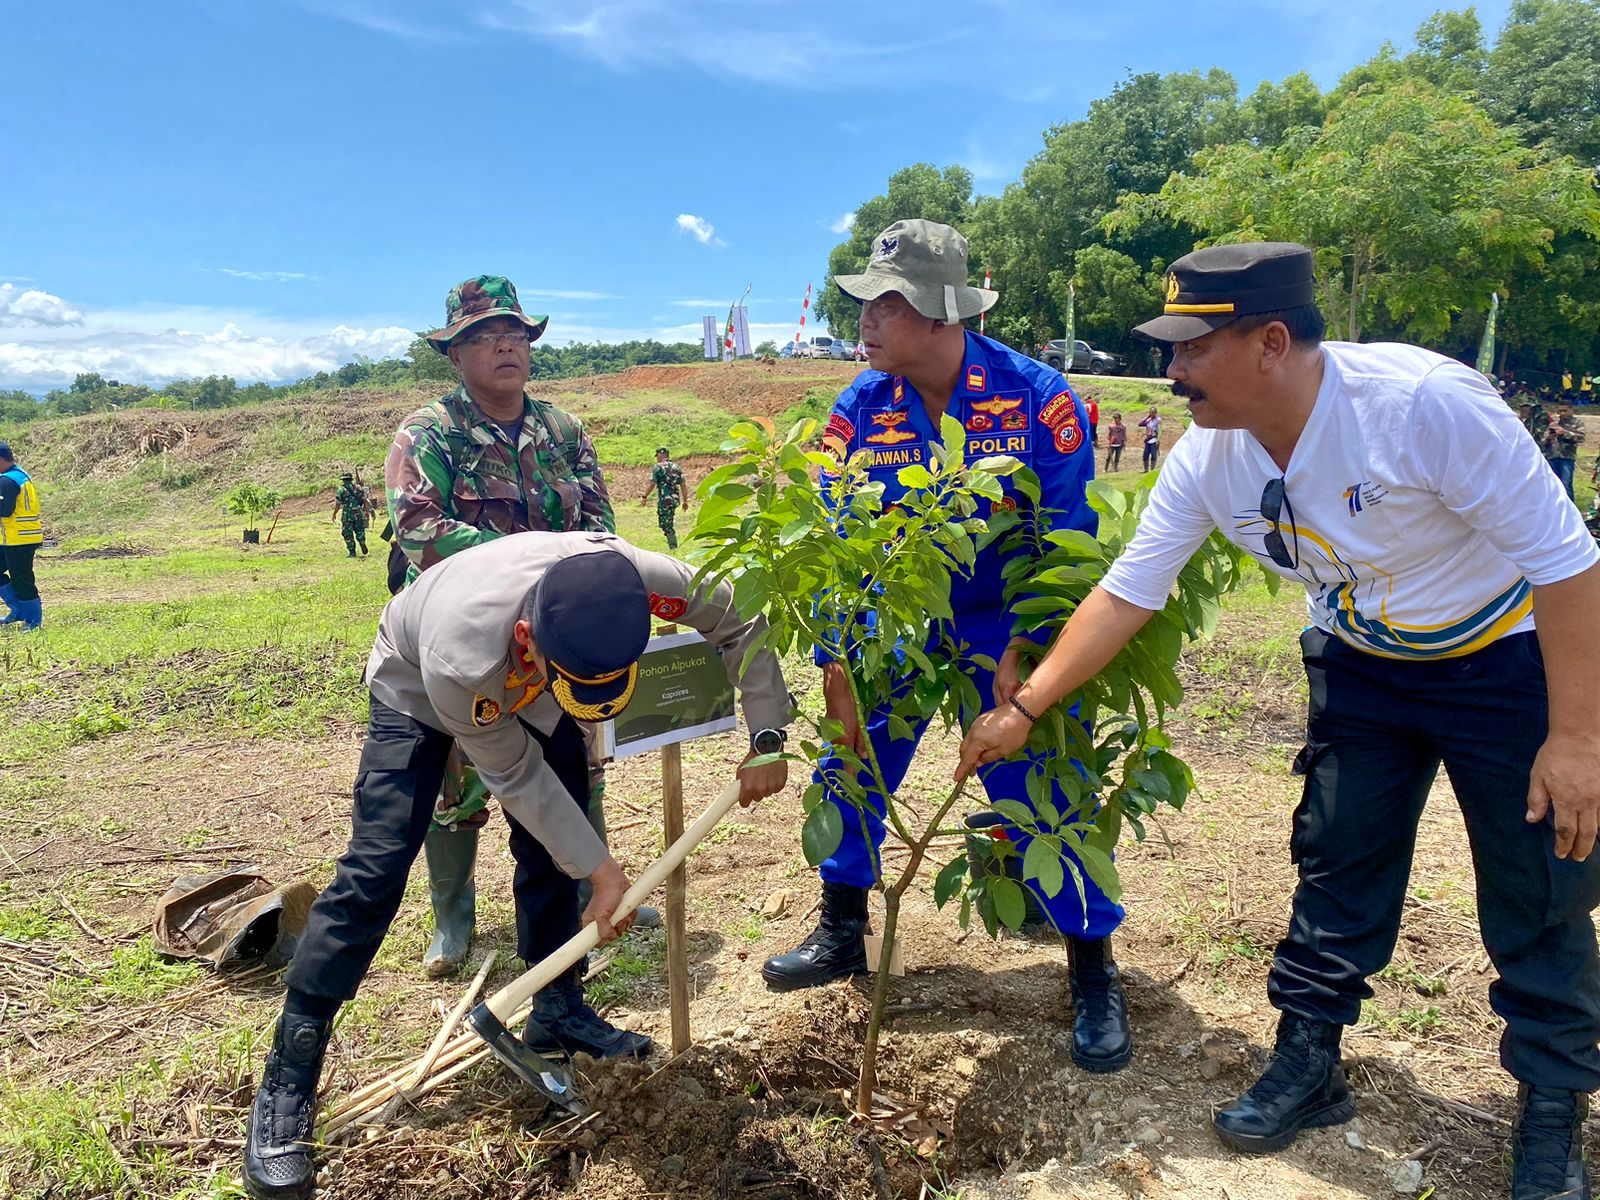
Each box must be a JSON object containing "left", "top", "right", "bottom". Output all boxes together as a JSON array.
[
  {"left": 933, "top": 857, "right": 968, "bottom": 908},
  {"left": 989, "top": 798, "right": 1036, "bottom": 831},
  {"left": 1075, "top": 841, "right": 1122, "bottom": 904},
  {"left": 1022, "top": 836, "right": 1065, "bottom": 899},
  {"left": 897, "top": 464, "right": 935, "bottom": 489},
  {"left": 990, "top": 877, "right": 1026, "bottom": 930},
  {"left": 801, "top": 803, "right": 844, "bottom": 867}
]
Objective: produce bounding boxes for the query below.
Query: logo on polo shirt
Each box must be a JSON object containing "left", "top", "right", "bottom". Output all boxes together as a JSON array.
[{"left": 1343, "top": 480, "right": 1389, "bottom": 516}]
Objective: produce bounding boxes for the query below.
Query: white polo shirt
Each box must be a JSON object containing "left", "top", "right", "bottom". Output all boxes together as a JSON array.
[{"left": 1100, "top": 342, "right": 1598, "bottom": 660}]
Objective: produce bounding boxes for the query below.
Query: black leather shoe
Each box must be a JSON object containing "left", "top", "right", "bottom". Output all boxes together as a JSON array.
[
  {"left": 1213, "top": 1012, "right": 1353, "bottom": 1153},
  {"left": 1068, "top": 936, "right": 1132, "bottom": 1072},
  {"left": 761, "top": 882, "right": 869, "bottom": 992},
  {"left": 1512, "top": 1085, "right": 1592, "bottom": 1200},
  {"left": 243, "top": 1013, "right": 331, "bottom": 1200},
  {"left": 523, "top": 965, "right": 652, "bottom": 1060}
]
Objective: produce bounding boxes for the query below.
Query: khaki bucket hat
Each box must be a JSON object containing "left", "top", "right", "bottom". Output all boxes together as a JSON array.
[{"left": 834, "top": 219, "right": 997, "bottom": 323}]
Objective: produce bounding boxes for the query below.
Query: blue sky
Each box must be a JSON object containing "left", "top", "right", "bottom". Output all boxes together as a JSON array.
[{"left": 0, "top": 0, "right": 1512, "bottom": 390}]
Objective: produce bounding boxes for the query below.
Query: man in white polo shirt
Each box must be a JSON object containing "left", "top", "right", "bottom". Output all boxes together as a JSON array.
[{"left": 956, "top": 243, "right": 1600, "bottom": 1200}]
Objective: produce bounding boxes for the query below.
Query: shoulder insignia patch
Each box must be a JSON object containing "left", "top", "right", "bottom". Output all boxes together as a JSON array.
[
  {"left": 825, "top": 412, "right": 855, "bottom": 445},
  {"left": 1053, "top": 421, "right": 1084, "bottom": 454},
  {"left": 471, "top": 695, "right": 502, "bottom": 727},
  {"left": 650, "top": 592, "right": 689, "bottom": 620},
  {"left": 1038, "top": 391, "right": 1076, "bottom": 429},
  {"left": 965, "top": 365, "right": 987, "bottom": 392}
]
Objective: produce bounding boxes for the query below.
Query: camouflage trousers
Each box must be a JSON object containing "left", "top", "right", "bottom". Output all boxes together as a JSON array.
[
  {"left": 341, "top": 514, "right": 369, "bottom": 556},
  {"left": 432, "top": 722, "right": 609, "bottom": 836},
  {"left": 656, "top": 500, "right": 679, "bottom": 550}
]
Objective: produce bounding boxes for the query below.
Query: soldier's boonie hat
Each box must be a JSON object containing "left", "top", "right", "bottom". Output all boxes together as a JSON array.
[
  {"left": 1134, "top": 242, "right": 1317, "bottom": 344},
  {"left": 529, "top": 549, "right": 650, "bottom": 721},
  {"left": 426, "top": 274, "right": 550, "bottom": 354},
  {"left": 655, "top": 447, "right": 670, "bottom": 456},
  {"left": 341, "top": 472, "right": 353, "bottom": 481},
  {"left": 834, "top": 219, "right": 997, "bottom": 324}
]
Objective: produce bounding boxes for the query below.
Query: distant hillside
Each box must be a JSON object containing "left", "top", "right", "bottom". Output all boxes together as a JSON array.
[{"left": 13, "top": 361, "right": 862, "bottom": 542}]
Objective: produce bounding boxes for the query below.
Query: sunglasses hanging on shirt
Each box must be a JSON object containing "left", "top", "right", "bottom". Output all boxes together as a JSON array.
[{"left": 1260, "top": 476, "right": 1300, "bottom": 570}]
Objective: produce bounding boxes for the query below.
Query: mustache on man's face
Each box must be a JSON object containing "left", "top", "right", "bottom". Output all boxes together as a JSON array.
[{"left": 1171, "top": 380, "right": 1207, "bottom": 403}]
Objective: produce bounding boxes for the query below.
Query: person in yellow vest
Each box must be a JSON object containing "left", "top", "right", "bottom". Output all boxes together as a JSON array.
[
  {"left": 0, "top": 442, "right": 42, "bottom": 631},
  {"left": 1563, "top": 370, "right": 1574, "bottom": 392}
]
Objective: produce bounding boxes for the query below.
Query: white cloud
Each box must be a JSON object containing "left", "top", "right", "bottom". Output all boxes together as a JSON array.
[
  {"left": 482, "top": 0, "right": 980, "bottom": 88},
  {"left": 830, "top": 212, "right": 857, "bottom": 234},
  {"left": 219, "top": 268, "right": 311, "bottom": 282},
  {"left": 0, "top": 293, "right": 414, "bottom": 389},
  {"left": 675, "top": 214, "right": 723, "bottom": 246},
  {"left": 0, "top": 284, "right": 83, "bottom": 328}
]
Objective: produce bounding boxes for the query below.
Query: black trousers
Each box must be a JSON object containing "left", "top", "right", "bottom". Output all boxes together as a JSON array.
[
  {"left": 1270, "top": 628, "right": 1600, "bottom": 1091},
  {"left": 0, "top": 544, "right": 39, "bottom": 602},
  {"left": 285, "top": 695, "right": 591, "bottom": 1002}
]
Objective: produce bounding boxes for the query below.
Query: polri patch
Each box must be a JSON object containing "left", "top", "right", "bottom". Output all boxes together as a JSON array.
[
  {"left": 825, "top": 412, "right": 855, "bottom": 445},
  {"left": 471, "top": 695, "right": 502, "bottom": 727},
  {"left": 650, "top": 592, "right": 689, "bottom": 620}
]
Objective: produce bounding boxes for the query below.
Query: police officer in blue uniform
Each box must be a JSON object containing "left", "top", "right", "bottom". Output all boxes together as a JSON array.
[{"left": 761, "top": 219, "right": 1133, "bottom": 1072}]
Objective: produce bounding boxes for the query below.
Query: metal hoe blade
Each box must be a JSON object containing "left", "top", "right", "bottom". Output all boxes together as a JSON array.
[{"left": 467, "top": 1002, "right": 586, "bottom": 1115}]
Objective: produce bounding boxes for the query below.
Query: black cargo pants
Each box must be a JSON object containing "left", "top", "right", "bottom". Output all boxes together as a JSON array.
[
  {"left": 1269, "top": 628, "right": 1600, "bottom": 1091},
  {"left": 286, "top": 695, "right": 591, "bottom": 1001}
]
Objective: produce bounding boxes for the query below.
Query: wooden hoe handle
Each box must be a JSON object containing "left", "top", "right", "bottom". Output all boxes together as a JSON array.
[{"left": 483, "top": 780, "right": 743, "bottom": 1021}]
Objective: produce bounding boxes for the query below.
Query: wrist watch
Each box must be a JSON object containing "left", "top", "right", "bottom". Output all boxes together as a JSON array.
[{"left": 750, "top": 727, "right": 787, "bottom": 755}]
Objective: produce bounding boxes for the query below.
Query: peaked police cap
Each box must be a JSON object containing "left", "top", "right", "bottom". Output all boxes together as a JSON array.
[{"left": 1134, "top": 242, "right": 1317, "bottom": 343}]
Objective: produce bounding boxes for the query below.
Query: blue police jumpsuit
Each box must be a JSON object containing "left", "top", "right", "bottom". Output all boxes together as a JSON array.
[{"left": 814, "top": 331, "right": 1124, "bottom": 938}]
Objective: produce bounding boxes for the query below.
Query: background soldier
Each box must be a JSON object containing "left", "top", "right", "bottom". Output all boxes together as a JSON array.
[
  {"left": 1545, "top": 403, "right": 1585, "bottom": 500},
  {"left": 330, "top": 472, "right": 370, "bottom": 557},
  {"left": 386, "top": 273, "right": 649, "bottom": 982},
  {"left": 641, "top": 446, "right": 689, "bottom": 549}
]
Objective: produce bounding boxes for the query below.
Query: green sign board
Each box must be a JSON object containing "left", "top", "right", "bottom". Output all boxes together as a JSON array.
[{"left": 603, "top": 631, "right": 736, "bottom": 759}]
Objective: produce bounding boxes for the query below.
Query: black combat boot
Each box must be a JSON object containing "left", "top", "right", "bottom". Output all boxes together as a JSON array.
[
  {"left": 760, "top": 882, "right": 869, "bottom": 991},
  {"left": 1511, "top": 1085, "right": 1592, "bottom": 1200},
  {"left": 1067, "top": 936, "right": 1132, "bottom": 1072},
  {"left": 243, "top": 1012, "right": 331, "bottom": 1200},
  {"left": 1213, "top": 1012, "right": 1353, "bottom": 1153},
  {"left": 523, "top": 962, "right": 653, "bottom": 1060}
]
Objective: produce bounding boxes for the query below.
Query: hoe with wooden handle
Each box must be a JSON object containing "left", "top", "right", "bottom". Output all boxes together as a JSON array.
[{"left": 466, "top": 780, "right": 744, "bottom": 1113}]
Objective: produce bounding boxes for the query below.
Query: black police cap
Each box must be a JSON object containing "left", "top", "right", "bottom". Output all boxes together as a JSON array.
[
  {"left": 1134, "top": 242, "right": 1317, "bottom": 344},
  {"left": 529, "top": 549, "right": 651, "bottom": 721}
]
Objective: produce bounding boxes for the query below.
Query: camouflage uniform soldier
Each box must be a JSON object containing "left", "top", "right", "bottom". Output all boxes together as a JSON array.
[
  {"left": 330, "top": 473, "right": 370, "bottom": 557},
  {"left": 385, "top": 273, "right": 629, "bottom": 980},
  {"left": 1545, "top": 404, "right": 1586, "bottom": 500},
  {"left": 642, "top": 446, "right": 689, "bottom": 549}
]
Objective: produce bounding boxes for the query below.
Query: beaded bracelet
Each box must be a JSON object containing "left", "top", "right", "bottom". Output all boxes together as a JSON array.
[{"left": 1009, "top": 694, "right": 1039, "bottom": 723}]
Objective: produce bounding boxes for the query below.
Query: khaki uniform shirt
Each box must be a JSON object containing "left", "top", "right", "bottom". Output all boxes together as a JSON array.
[{"left": 365, "top": 532, "right": 790, "bottom": 877}]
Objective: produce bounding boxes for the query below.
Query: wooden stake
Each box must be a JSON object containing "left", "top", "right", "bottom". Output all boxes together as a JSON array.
[{"left": 662, "top": 738, "right": 689, "bottom": 1054}]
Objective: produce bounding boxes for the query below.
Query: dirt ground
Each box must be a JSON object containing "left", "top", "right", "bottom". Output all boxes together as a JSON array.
[{"left": 2, "top": 613, "right": 1573, "bottom": 1200}]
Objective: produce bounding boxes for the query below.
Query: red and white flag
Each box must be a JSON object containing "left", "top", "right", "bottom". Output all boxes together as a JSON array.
[{"left": 796, "top": 283, "right": 812, "bottom": 343}]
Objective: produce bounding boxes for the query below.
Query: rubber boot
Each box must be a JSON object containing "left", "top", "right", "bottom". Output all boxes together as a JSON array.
[
  {"left": 0, "top": 581, "right": 17, "bottom": 622},
  {"left": 242, "top": 1012, "right": 331, "bottom": 1200},
  {"left": 760, "top": 882, "right": 869, "bottom": 991},
  {"left": 13, "top": 598, "right": 40, "bottom": 632},
  {"left": 1213, "top": 1012, "right": 1353, "bottom": 1153},
  {"left": 523, "top": 961, "right": 653, "bottom": 1059},
  {"left": 1067, "top": 936, "right": 1132, "bottom": 1072},
  {"left": 422, "top": 824, "right": 477, "bottom": 979},
  {"left": 1511, "top": 1085, "right": 1592, "bottom": 1200}
]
